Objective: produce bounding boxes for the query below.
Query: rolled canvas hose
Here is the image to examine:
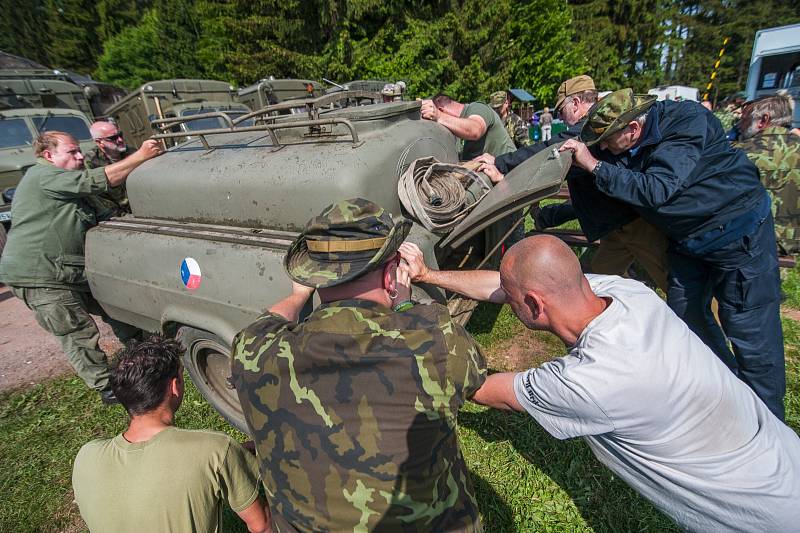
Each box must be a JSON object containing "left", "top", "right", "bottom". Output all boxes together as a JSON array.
[{"left": 398, "top": 156, "right": 492, "bottom": 234}]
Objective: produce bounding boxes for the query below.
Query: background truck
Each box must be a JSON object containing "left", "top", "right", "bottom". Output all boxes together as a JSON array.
[
  {"left": 104, "top": 79, "right": 251, "bottom": 148},
  {"left": 237, "top": 78, "right": 323, "bottom": 112},
  {"left": 745, "top": 22, "right": 800, "bottom": 127},
  {"left": 647, "top": 85, "right": 700, "bottom": 102},
  {"left": 84, "top": 94, "right": 570, "bottom": 432}
]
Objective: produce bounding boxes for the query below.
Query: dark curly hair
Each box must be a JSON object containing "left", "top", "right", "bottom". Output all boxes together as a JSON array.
[{"left": 110, "top": 336, "right": 183, "bottom": 416}]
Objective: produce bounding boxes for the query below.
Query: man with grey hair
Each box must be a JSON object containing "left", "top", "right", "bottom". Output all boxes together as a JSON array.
[
  {"left": 560, "top": 88, "right": 786, "bottom": 421},
  {"left": 735, "top": 93, "right": 800, "bottom": 255},
  {"left": 85, "top": 121, "right": 132, "bottom": 217}
]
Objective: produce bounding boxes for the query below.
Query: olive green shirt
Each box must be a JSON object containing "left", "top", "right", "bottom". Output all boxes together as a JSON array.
[
  {"left": 0, "top": 159, "right": 108, "bottom": 290},
  {"left": 459, "top": 102, "right": 516, "bottom": 161},
  {"left": 73, "top": 427, "right": 261, "bottom": 533}
]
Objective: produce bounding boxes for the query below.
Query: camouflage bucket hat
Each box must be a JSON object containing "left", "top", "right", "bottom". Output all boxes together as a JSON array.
[
  {"left": 285, "top": 198, "right": 412, "bottom": 289},
  {"left": 489, "top": 91, "right": 507, "bottom": 109},
  {"left": 580, "top": 88, "right": 657, "bottom": 147}
]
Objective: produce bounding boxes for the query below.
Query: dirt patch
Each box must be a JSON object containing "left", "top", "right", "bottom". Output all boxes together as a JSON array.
[
  {"left": 782, "top": 305, "right": 800, "bottom": 323},
  {"left": 484, "top": 328, "right": 565, "bottom": 372},
  {"left": 0, "top": 285, "right": 124, "bottom": 394}
]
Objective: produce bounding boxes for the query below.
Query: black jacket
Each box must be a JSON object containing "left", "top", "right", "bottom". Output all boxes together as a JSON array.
[
  {"left": 592, "top": 100, "right": 764, "bottom": 242},
  {"left": 495, "top": 119, "right": 638, "bottom": 242}
]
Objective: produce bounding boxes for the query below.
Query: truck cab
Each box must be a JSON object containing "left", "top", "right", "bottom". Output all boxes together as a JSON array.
[
  {"left": 237, "top": 78, "right": 323, "bottom": 112},
  {"left": 104, "top": 79, "right": 251, "bottom": 148}
]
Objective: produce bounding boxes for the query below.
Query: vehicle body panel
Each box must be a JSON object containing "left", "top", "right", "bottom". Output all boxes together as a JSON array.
[{"left": 238, "top": 79, "right": 323, "bottom": 111}]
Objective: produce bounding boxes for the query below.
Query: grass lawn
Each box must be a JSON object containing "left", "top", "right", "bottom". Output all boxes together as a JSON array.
[{"left": 2, "top": 270, "right": 799, "bottom": 532}]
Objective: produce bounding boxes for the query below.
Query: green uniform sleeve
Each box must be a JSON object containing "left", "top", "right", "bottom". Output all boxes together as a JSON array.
[
  {"left": 466, "top": 102, "right": 496, "bottom": 130},
  {"left": 219, "top": 439, "right": 261, "bottom": 513},
  {"left": 447, "top": 319, "right": 488, "bottom": 399},
  {"left": 231, "top": 312, "right": 291, "bottom": 377},
  {"left": 40, "top": 166, "right": 109, "bottom": 200}
]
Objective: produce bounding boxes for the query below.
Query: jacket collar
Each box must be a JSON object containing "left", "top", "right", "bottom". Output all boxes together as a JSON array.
[{"left": 630, "top": 106, "right": 661, "bottom": 154}]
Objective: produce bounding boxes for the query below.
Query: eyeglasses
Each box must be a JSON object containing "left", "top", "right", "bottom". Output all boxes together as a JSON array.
[{"left": 96, "top": 133, "right": 123, "bottom": 142}]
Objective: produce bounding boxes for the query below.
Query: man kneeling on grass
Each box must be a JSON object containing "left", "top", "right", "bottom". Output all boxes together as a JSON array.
[
  {"left": 399, "top": 237, "right": 800, "bottom": 532},
  {"left": 72, "top": 336, "right": 272, "bottom": 533}
]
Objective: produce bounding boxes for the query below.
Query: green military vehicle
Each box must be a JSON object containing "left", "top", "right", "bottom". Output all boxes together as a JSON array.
[
  {"left": 237, "top": 78, "right": 323, "bottom": 112},
  {"left": 104, "top": 79, "right": 251, "bottom": 148},
  {"left": 0, "top": 107, "right": 95, "bottom": 252},
  {"left": 84, "top": 93, "right": 570, "bottom": 432},
  {"left": 0, "top": 77, "right": 94, "bottom": 119}
]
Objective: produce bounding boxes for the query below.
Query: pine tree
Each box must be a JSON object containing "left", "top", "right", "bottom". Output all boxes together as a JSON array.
[{"left": 45, "top": 0, "right": 101, "bottom": 73}]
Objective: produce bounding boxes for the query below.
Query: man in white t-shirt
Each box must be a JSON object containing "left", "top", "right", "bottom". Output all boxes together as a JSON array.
[{"left": 399, "top": 236, "right": 800, "bottom": 532}]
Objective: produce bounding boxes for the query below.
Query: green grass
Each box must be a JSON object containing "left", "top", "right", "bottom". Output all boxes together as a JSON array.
[{"left": 1, "top": 283, "right": 799, "bottom": 532}]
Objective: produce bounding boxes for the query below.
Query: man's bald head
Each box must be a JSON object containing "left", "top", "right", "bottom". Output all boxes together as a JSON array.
[
  {"left": 501, "top": 235, "right": 584, "bottom": 297},
  {"left": 90, "top": 121, "right": 119, "bottom": 139}
]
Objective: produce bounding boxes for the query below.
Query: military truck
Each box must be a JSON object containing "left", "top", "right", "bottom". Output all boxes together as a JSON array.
[
  {"left": 0, "top": 77, "right": 94, "bottom": 119},
  {"left": 105, "top": 79, "right": 251, "bottom": 148},
  {"left": 84, "top": 94, "right": 570, "bottom": 432},
  {"left": 237, "top": 78, "right": 323, "bottom": 112},
  {"left": 0, "top": 107, "right": 95, "bottom": 253}
]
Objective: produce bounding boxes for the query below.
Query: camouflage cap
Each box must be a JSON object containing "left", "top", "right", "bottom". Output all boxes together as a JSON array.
[
  {"left": 554, "top": 75, "right": 596, "bottom": 111},
  {"left": 489, "top": 91, "right": 507, "bottom": 109},
  {"left": 285, "top": 198, "right": 412, "bottom": 289},
  {"left": 580, "top": 88, "right": 657, "bottom": 147}
]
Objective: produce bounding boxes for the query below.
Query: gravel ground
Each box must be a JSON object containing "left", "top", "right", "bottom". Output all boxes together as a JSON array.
[{"left": 0, "top": 285, "right": 123, "bottom": 393}]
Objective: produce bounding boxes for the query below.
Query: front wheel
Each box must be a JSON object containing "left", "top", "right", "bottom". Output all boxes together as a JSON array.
[{"left": 178, "top": 326, "right": 249, "bottom": 434}]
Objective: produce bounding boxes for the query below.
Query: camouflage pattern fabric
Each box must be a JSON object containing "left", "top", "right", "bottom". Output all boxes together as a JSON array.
[
  {"left": 504, "top": 112, "right": 530, "bottom": 148},
  {"left": 734, "top": 126, "right": 800, "bottom": 255},
  {"left": 285, "top": 198, "right": 411, "bottom": 289},
  {"left": 581, "top": 88, "right": 657, "bottom": 147},
  {"left": 83, "top": 146, "right": 131, "bottom": 219},
  {"left": 231, "top": 300, "right": 487, "bottom": 532},
  {"left": 714, "top": 108, "right": 736, "bottom": 132}
]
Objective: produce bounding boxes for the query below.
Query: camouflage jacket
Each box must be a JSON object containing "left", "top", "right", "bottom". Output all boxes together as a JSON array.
[
  {"left": 504, "top": 112, "right": 530, "bottom": 148},
  {"left": 83, "top": 146, "right": 131, "bottom": 219},
  {"left": 734, "top": 127, "right": 800, "bottom": 254},
  {"left": 232, "top": 299, "right": 487, "bottom": 532}
]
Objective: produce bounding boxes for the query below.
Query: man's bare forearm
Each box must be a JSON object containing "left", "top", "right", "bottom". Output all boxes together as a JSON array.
[
  {"left": 421, "top": 269, "right": 506, "bottom": 304},
  {"left": 437, "top": 114, "right": 485, "bottom": 141}
]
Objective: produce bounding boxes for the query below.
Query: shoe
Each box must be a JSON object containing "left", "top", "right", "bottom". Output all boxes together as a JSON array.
[
  {"left": 100, "top": 389, "right": 120, "bottom": 406},
  {"left": 529, "top": 204, "right": 546, "bottom": 232}
]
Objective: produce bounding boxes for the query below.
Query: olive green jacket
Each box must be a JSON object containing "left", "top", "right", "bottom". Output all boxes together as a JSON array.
[{"left": 0, "top": 159, "right": 108, "bottom": 290}]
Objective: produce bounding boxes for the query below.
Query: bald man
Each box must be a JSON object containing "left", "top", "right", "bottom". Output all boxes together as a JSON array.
[
  {"left": 85, "top": 121, "right": 132, "bottom": 217},
  {"left": 399, "top": 238, "right": 800, "bottom": 532}
]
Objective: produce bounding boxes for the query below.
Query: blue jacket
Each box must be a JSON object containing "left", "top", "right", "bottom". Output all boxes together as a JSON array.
[
  {"left": 591, "top": 100, "right": 765, "bottom": 243},
  {"left": 496, "top": 119, "right": 639, "bottom": 242}
]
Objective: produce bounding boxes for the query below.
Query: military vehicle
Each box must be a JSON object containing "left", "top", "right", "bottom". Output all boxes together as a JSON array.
[
  {"left": 0, "top": 77, "right": 94, "bottom": 118},
  {"left": 84, "top": 94, "right": 570, "bottom": 432},
  {"left": 324, "top": 79, "right": 391, "bottom": 94},
  {"left": 104, "top": 79, "right": 251, "bottom": 148},
  {"left": 746, "top": 23, "right": 800, "bottom": 127},
  {"left": 237, "top": 78, "right": 323, "bottom": 112},
  {"left": 0, "top": 107, "right": 95, "bottom": 252},
  {"left": 1, "top": 51, "right": 127, "bottom": 118}
]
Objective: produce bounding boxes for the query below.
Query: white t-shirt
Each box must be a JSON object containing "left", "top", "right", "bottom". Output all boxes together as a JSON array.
[{"left": 514, "top": 275, "right": 800, "bottom": 532}]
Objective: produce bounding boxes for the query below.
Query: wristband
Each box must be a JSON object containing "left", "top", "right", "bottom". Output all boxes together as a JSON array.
[
  {"left": 591, "top": 160, "right": 602, "bottom": 176},
  {"left": 392, "top": 300, "right": 414, "bottom": 312}
]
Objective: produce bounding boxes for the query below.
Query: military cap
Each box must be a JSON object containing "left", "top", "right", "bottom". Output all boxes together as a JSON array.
[
  {"left": 489, "top": 91, "right": 507, "bottom": 109},
  {"left": 580, "top": 88, "right": 657, "bottom": 147},
  {"left": 554, "top": 75, "right": 596, "bottom": 112},
  {"left": 285, "top": 198, "right": 412, "bottom": 289}
]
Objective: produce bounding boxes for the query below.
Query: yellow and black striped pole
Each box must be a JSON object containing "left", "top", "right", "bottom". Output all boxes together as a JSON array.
[{"left": 703, "top": 37, "right": 730, "bottom": 101}]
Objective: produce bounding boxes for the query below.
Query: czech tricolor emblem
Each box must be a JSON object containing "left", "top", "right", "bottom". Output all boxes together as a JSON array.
[{"left": 180, "top": 257, "right": 202, "bottom": 290}]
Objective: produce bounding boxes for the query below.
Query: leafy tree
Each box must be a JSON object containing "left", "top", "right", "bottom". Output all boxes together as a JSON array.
[
  {"left": 0, "top": 0, "right": 52, "bottom": 66},
  {"left": 97, "top": 0, "right": 149, "bottom": 42},
  {"left": 45, "top": 0, "right": 101, "bottom": 73},
  {"left": 95, "top": 9, "right": 167, "bottom": 88}
]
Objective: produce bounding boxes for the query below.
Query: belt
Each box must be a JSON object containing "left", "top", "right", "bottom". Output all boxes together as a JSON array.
[{"left": 677, "top": 193, "right": 770, "bottom": 255}]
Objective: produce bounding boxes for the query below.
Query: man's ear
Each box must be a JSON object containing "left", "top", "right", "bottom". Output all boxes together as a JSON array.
[
  {"left": 170, "top": 376, "right": 181, "bottom": 397},
  {"left": 382, "top": 261, "right": 396, "bottom": 294},
  {"left": 524, "top": 290, "right": 543, "bottom": 319},
  {"left": 757, "top": 113, "right": 771, "bottom": 130}
]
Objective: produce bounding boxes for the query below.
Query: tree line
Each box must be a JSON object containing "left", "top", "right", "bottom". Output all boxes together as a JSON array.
[{"left": 1, "top": 0, "right": 798, "bottom": 106}]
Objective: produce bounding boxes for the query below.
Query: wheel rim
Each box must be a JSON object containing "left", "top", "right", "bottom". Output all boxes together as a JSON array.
[{"left": 188, "top": 337, "right": 247, "bottom": 430}]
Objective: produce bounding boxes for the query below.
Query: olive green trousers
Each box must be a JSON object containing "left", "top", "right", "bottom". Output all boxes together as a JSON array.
[
  {"left": 590, "top": 217, "right": 669, "bottom": 292},
  {"left": 9, "top": 286, "right": 140, "bottom": 392}
]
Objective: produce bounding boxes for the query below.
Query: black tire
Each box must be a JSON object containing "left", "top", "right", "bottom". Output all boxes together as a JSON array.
[{"left": 178, "top": 326, "right": 249, "bottom": 434}]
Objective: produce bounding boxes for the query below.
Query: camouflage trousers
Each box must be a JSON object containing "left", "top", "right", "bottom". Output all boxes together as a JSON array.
[{"left": 9, "top": 286, "right": 141, "bottom": 392}]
